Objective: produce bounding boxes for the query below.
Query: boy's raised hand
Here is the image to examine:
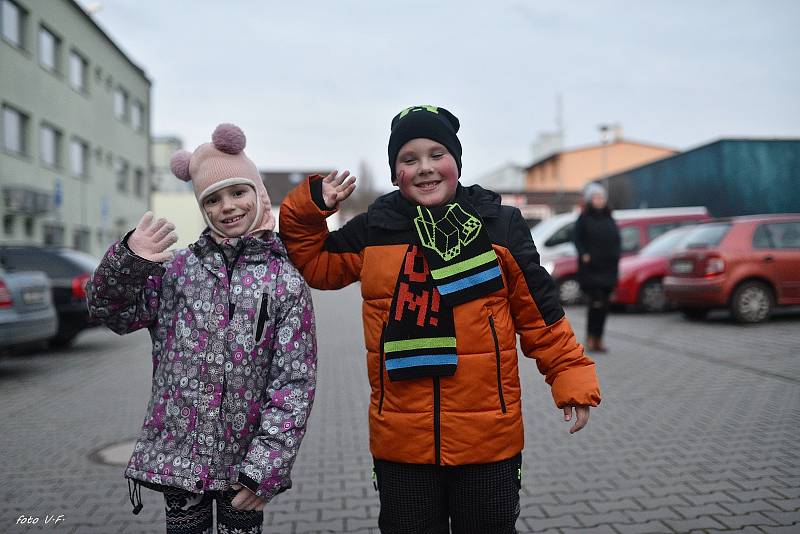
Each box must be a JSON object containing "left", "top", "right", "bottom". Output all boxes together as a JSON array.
[
  {"left": 128, "top": 211, "right": 178, "bottom": 263},
  {"left": 563, "top": 405, "right": 591, "bottom": 434},
  {"left": 321, "top": 170, "right": 357, "bottom": 210}
]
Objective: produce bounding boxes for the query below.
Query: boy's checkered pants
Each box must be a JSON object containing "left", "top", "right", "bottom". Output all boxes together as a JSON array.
[{"left": 373, "top": 453, "right": 521, "bottom": 534}]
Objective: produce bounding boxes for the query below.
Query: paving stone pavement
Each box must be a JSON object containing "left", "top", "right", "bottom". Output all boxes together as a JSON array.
[{"left": 1, "top": 286, "right": 798, "bottom": 533}]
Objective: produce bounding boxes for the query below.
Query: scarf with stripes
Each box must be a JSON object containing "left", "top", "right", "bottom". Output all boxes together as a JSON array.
[{"left": 383, "top": 199, "right": 504, "bottom": 381}]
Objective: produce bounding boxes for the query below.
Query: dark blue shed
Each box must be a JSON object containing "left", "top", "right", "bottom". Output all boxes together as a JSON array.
[{"left": 605, "top": 139, "right": 800, "bottom": 217}]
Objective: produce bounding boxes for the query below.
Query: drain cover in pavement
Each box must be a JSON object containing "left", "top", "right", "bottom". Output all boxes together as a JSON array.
[{"left": 89, "top": 439, "right": 136, "bottom": 466}]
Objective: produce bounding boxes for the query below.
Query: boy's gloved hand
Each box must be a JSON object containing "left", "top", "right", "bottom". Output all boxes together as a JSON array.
[
  {"left": 230, "top": 483, "right": 267, "bottom": 511},
  {"left": 563, "top": 405, "right": 591, "bottom": 434},
  {"left": 321, "top": 169, "right": 357, "bottom": 210},
  {"left": 128, "top": 211, "right": 178, "bottom": 263}
]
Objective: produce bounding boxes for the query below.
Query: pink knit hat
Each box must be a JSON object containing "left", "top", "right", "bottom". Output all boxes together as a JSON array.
[{"left": 170, "top": 123, "right": 275, "bottom": 238}]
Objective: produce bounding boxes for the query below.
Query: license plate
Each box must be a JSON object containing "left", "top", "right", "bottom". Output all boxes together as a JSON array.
[
  {"left": 22, "top": 290, "right": 45, "bottom": 304},
  {"left": 672, "top": 260, "right": 694, "bottom": 274}
]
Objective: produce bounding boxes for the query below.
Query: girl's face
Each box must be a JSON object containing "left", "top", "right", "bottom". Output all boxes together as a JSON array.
[
  {"left": 202, "top": 184, "right": 258, "bottom": 237},
  {"left": 394, "top": 138, "right": 459, "bottom": 207}
]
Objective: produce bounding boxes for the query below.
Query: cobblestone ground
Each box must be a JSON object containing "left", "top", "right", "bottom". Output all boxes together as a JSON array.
[{"left": 1, "top": 285, "right": 798, "bottom": 533}]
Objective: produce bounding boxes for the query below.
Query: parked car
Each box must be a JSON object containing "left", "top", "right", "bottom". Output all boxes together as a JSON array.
[
  {"left": 611, "top": 225, "right": 698, "bottom": 312},
  {"left": 0, "top": 265, "right": 58, "bottom": 350},
  {"left": 536, "top": 207, "right": 712, "bottom": 304},
  {"left": 664, "top": 214, "right": 800, "bottom": 323},
  {"left": 0, "top": 246, "right": 99, "bottom": 346}
]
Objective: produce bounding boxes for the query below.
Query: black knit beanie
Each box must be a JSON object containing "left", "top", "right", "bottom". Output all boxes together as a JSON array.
[{"left": 388, "top": 105, "right": 462, "bottom": 183}]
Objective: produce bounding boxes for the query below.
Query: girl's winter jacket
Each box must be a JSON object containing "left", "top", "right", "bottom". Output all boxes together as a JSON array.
[
  {"left": 574, "top": 208, "right": 622, "bottom": 291},
  {"left": 87, "top": 231, "right": 316, "bottom": 501},
  {"left": 280, "top": 178, "right": 600, "bottom": 467}
]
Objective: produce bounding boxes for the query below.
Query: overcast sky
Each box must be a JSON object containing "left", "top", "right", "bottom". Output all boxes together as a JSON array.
[{"left": 81, "top": 0, "right": 800, "bottom": 191}]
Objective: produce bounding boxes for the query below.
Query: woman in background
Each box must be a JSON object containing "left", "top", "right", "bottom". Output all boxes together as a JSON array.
[{"left": 574, "top": 183, "right": 621, "bottom": 353}]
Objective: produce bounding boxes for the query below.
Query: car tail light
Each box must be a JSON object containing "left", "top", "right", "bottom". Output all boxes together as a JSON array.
[
  {"left": 0, "top": 279, "right": 12, "bottom": 308},
  {"left": 72, "top": 273, "right": 91, "bottom": 300},
  {"left": 704, "top": 256, "right": 725, "bottom": 277}
]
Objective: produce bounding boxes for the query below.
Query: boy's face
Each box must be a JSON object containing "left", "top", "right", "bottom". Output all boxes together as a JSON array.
[
  {"left": 202, "top": 183, "right": 258, "bottom": 237},
  {"left": 394, "top": 138, "right": 459, "bottom": 207}
]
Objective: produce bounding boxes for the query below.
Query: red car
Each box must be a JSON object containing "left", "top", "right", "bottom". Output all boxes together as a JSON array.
[
  {"left": 664, "top": 214, "right": 800, "bottom": 323},
  {"left": 612, "top": 225, "right": 697, "bottom": 312},
  {"left": 546, "top": 210, "right": 711, "bottom": 304}
]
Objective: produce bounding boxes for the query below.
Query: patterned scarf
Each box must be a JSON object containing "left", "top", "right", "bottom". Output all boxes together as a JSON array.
[{"left": 383, "top": 199, "right": 504, "bottom": 381}]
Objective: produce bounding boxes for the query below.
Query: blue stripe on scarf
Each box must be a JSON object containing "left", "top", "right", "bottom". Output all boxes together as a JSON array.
[
  {"left": 436, "top": 265, "right": 502, "bottom": 295},
  {"left": 385, "top": 354, "right": 458, "bottom": 370}
]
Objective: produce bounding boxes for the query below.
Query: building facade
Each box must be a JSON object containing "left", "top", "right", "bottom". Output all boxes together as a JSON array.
[
  {"left": 605, "top": 139, "right": 800, "bottom": 217},
  {"left": 526, "top": 139, "right": 676, "bottom": 194},
  {"left": 1, "top": 0, "right": 150, "bottom": 256}
]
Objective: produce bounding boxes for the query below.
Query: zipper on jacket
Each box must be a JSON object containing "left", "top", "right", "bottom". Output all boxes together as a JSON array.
[
  {"left": 378, "top": 322, "right": 386, "bottom": 415},
  {"left": 433, "top": 376, "right": 441, "bottom": 466},
  {"left": 211, "top": 240, "right": 246, "bottom": 319},
  {"left": 254, "top": 295, "right": 269, "bottom": 343},
  {"left": 488, "top": 315, "right": 507, "bottom": 414}
]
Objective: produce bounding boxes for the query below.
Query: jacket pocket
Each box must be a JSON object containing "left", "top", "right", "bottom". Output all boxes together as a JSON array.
[
  {"left": 378, "top": 322, "right": 387, "bottom": 415},
  {"left": 488, "top": 314, "right": 507, "bottom": 414},
  {"left": 253, "top": 292, "right": 272, "bottom": 345}
]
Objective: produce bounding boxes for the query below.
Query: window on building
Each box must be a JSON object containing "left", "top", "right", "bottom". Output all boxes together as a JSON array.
[
  {"left": 131, "top": 101, "right": 144, "bottom": 131},
  {"left": 40, "top": 123, "right": 62, "bottom": 168},
  {"left": 68, "top": 50, "right": 88, "bottom": 92},
  {"left": 69, "top": 137, "right": 88, "bottom": 178},
  {"left": 43, "top": 223, "right": 64, "bottom": 246},
  {"left": 24, "top": 216, "right": 34, "bottom": 238},
  {"left": 134, "top": 168, "right": 146, "bottom": 197},
  {"left": 3, "top": 214, "right": 14, "bottom": 236},
  {"left": 2, "top": 104, "right": 28, "bottom": 155},
  {"left": 1, "top": 0, "right": 25, "bottom": 48},
  {"left": 114, "top": 87, "right": 128, "bottom": 121},
  {"left": 73, "top": 227, "right": 91, "bottom": 252},
  {"left": 38, "top": 25, "right": 60, "bottom": 72},
  {"left": 115, "top": 157, "right": 129, "bottom": 192}
]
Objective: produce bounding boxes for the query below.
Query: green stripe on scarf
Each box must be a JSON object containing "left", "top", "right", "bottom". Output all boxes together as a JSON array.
[
  {"left": 384, "top": 337, "right": 457, "bottom": 353},
  {"left": 430, "top": 250, "right": 498, "bottom": 280}
]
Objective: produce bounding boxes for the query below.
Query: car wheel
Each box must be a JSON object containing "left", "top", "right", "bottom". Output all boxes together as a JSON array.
[
  {"left": 680, "top": 308, "right": 709, "bottom": 321},
  {"left": 558, "top": 277, "right": 583, "bottom": 305},
  {"left": 638, "top": 279, "right": 668, "bottom": 313},
  {"left": 730, "top": 281, "right": 773, "bottom": 324},
  {"left": 50, "top": 331, "right": 79, "bottom": 348}
]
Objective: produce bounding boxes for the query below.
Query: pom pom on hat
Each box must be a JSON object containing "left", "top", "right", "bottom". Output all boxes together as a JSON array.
[
  {"left": 212, "top": 123, "right": 246, "bottom": 154},
  {"left": 170, "top": 150, "right": 193, "bottom": 182}
]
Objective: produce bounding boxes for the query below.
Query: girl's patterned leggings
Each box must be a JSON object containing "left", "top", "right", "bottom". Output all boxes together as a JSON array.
[{"left": 163, "top": 487, "right": 263, "bottom": 534}]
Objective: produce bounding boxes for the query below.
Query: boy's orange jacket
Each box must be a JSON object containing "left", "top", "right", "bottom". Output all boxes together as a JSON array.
[{"left": 280, "top": 177, "right": 601, "bottom": 466}]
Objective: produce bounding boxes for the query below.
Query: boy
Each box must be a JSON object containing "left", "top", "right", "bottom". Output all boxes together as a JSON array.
[{"left": 280, "top": 106, "right": 600, "bottom": 533}]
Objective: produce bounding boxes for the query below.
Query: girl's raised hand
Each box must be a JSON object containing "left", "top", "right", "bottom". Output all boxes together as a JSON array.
[
  {"left": 128, "top": 211, "right": 178, "bottom": 263},
  {"left": 321, "top": 170, "right": 357, "bottom": 210}
]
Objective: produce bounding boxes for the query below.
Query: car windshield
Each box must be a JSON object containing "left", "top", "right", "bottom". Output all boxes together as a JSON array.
[
  {"left": 57, "top": 249, "right": 100, "bottom": 271},
  {"left": 530, "top": 215, "right": 574, "bottom": 243},
  {"left": 682, "top": 223, "right": 732, "bottom": 249},
  {"left": 639, "top": 227, "right": 693, "bottom": 257}
]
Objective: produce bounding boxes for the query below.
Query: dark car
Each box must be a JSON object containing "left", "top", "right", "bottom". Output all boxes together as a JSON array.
[
  {"left": 664, "top": 214, "right": 800, "bottom": 323},
  {"left": 0, "top": 246, "right": 99, "bottom": 346}
]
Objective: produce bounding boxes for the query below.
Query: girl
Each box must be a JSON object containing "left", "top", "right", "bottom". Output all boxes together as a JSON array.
[{"left": 88, "top": 123, "right": 316, "bottom": 534}]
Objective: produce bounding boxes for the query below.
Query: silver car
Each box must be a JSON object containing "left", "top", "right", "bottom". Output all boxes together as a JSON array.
[{"left": 0, "top": 265, "right": 58, "bottom": 350}]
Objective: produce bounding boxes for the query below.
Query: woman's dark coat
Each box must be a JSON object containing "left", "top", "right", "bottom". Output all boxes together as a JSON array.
[{"left": 573, "top": 207, "right": 622, "bottom": 291}]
